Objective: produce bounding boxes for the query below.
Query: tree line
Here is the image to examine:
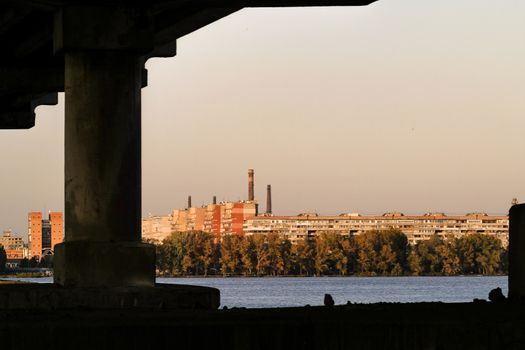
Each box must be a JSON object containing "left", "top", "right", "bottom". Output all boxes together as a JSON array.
[{"left": 149, "top": 229, "right": 507, "bottom": 277}]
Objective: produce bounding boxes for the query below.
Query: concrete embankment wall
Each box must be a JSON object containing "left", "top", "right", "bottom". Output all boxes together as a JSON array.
[{"left": 1, "top": 303, "right": 524, "bottom": 350}]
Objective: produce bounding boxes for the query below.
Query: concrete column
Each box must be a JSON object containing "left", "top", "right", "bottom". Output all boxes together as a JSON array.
[
  {"left": 53, "top": 6, "right": 155, "bottom": 288},
  {"left": 509, "top": 203, "right": 525, "bottom": 300},
  {"left": 64, "top": 51, "right": 142, "bottom": 242}
]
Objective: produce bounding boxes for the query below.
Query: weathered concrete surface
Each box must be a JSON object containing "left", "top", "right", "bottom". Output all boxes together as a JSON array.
[
  {"left": 52, "top": 7, "right": 156, "bottom": 287},
  {"left": 54, "top": 242, "right": 155, "bottom": 288},
  {"left": 62, "top": 50, "right": 142, "bottom": 244},
  {"left": 0, "top": 283, "right": 219, "bottom": 310},
  {"left": 0, "top": 302, "right": 523, "bottom": 350}
]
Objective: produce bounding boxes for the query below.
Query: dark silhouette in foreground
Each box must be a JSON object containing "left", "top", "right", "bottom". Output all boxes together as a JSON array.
[{"left": 324, "top": 293, "right": 335, "bottom": 307}]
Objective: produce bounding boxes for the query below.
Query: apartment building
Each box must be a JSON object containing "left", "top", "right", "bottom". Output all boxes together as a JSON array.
[
  {"left": 0, "top": 229, "right": 25, "bottom": 263},
  {"left": 141, "top": 215, "right": 172, "bottom": 242},
  {"left": 243, "top": 212, "right": 509, "bottom": 246},
  {"left": 142, "top": 201, "right": 259, "bottom": 242},
  {"left": 28, "top": 211, "right": 63, "bottom": 259}
]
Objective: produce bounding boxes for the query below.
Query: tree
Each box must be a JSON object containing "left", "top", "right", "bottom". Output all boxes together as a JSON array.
[
  {"left": 220, "top": 234, "right": 243, "bottom": 275},
  {"left": 240, "top": 235, "right": 257, "bottom": 276},
  {"left": 456, "top": 233, "right": 503, "bottom": 275},
  {"left": 413, "top": 235, "right": 445, "bottom": 275},
  {"left": 200, "top": 232, "right": 217, "bottom": 276},
  {"left": 253, "top": 234, "right": 269, "bottom": 276},
  {"left": 407, "top": 247, "right": 422, "bottom": 275},
  {"left": 39, "top": 254, "right": 53, "bottom": 268},
  {"left": 266, "top": 233, "right": 284, "bottom": 276},
  {"left": 314, "top": 233, "right": 330, "bottom": 276},
  {"left": 28, "top": 256, "right": 39, "bottom": 268},
  {"left": 355, "top": 229, "right": 409, "bottom": 275},
  {"left": 437, "top": 239, "right": 460, "bottom": 275},
  {"left": 19, "top": 258, "right": 29, "bottom": 268},
  {"left": 279, "top": 237, "right": 293, "bottom": 275},
  {"left": 159, "top": 232, "right": 189, "bottom": 275},
  {"left": 291, "top": 237, "right": 315, "bottom": 276}
]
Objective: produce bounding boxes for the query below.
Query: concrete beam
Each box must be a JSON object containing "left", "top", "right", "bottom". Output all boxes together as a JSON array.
[
  {"left": 0, "top": 67, "right": 63, "bottom": 96},
  {"left": 54, "top": 6, "right": 154, "bottom": 53},
  {"left": 0, "top": 110, "right": 35, "bottom": 129},
  {"left": 0, "top": 93, "right": 58, "bottom": 129}
]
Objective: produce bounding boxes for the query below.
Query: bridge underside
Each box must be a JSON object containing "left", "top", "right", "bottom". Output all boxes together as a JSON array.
[
  {"left": 0, "top": 0, "right": 379, "bottom": 303},
  {"left": 0, "top": 0, "right": 375, "bottom": 129}
]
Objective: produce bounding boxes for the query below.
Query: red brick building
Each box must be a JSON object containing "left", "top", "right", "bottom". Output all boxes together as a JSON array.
[{"left": 28, "top": 211, "right": 63, "bottom": 259}]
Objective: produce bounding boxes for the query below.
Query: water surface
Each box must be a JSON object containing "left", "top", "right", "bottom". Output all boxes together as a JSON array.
[{"left": 6, "top": 276, "right": 507, "bottom": 308}]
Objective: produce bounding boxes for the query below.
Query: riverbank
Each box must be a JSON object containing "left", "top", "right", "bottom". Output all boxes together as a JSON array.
[{"left": 0, "top": 301, "right": 522, "bottom": 350}]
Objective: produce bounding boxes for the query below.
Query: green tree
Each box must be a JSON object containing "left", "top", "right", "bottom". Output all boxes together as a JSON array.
[
  {"left": 456, "top": 233, "right": 503, "bottom": 275},
  {"left": 355, "top": 229, "right": 409, "bottom": 275},
  {"left": 414, "top": 235, "right": 445, "bottom": 274},
  {"left": 159, "top": 232, "right": 189, "bottom": 275}
]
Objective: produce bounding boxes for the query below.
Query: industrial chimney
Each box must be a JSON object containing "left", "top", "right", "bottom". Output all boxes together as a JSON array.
[
  {"left": 213, "top": 196, "right": 217, "bottom": 205},
  {"left": 248, "top": 169, "right": 254, "bottom": 201},
  {"left": 187, "top": 195, "right": 192, "bottom": 209},
  {"left": 266, "top": 184, "right": 272, "bottom": 214}
]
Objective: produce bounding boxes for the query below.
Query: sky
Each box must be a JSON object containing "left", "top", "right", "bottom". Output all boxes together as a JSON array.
[{"left": 1, "top": 0, "right": 525, "bottom": 237}]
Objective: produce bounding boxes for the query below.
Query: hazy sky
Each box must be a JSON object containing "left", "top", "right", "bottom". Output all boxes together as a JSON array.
[{"left": 1, "top": 0, "right": 525, "bottom": 237}]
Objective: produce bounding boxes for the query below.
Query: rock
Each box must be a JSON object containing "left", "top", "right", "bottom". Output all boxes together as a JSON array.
[
  {"left": 488, "top": 287, "right": 506, "bottom": 303},
  {"left": 324, "top": 294, "right": 335, "bottom": 307}
]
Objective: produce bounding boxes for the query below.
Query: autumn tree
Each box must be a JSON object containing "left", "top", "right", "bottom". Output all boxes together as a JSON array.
[
  {"left": 456, "top": 233, "right": 503, "bottom": 275},
  {"left": 291, "top": 237, "right": 315, "bottom": 276},
  {"left": 220, "top": 234, "right": 243, "bottom": 276},
  {"left": 355, "top": 229, "right": 409, "bottom": 275},
  {"left": 240, "top": 235, "right": 257, "bottom": 276}
]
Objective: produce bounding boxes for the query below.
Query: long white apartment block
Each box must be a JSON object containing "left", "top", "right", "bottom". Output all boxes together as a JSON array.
[{"left": 243, "top": 212, "right": 509, "bottom": 246}]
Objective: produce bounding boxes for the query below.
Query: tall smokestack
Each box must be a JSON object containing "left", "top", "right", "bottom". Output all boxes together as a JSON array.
[
  {"left": 248, "top": 169, "right": 254, "bottom": 201},
  {"left": 266, "top": 184, "right": 272, "bottom": 214},
  {"left": 187, "top": 195, "right": 192, "bottom": 209},
  {"left": 213, "top": 196, "right": 217, "bottom": 205}
]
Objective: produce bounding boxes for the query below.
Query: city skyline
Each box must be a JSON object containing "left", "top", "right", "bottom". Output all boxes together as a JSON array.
[{"left": 1, "top": 0, "right": 525, "bottom": 236}]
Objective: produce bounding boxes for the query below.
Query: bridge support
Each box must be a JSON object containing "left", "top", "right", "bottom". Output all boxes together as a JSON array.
[
  {"left": 509, "top": 203, "right": 525, "bottom": 301},
  {"left": 52, "top": 6, "right": 154, "bottom": 288}
]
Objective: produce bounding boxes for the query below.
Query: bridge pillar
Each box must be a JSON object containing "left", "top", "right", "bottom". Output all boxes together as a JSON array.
[
  {"left": 52, "top": 6, "right": 155, "bottom": 287},
  {"left": 509, "top": 203, "right": 525, "bottom": 301}
]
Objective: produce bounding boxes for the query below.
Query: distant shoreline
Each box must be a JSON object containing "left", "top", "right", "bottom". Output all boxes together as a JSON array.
[
  {"left": 0, "top": 273, "right": 508, "bottom": 280},
  {"left": 156, "top": 274, "right": 508, "bottom": 278}
]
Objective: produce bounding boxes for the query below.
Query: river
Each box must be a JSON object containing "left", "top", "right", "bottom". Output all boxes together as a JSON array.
[{"left": 3, "top": 275, "right": 507, "bottom": 308}]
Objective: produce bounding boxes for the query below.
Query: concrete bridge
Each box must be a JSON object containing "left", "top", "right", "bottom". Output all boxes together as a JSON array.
[
  {"left": 1, "top": 0, "right": 374, "bottom": 293},
  {"left": 1, "top": 1, "right": 525, "bottom": 348}
]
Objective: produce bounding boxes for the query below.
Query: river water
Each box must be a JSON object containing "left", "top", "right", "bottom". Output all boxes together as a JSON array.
[{"left": 4, "top": 276, "right": 507, "bottom": 308}]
